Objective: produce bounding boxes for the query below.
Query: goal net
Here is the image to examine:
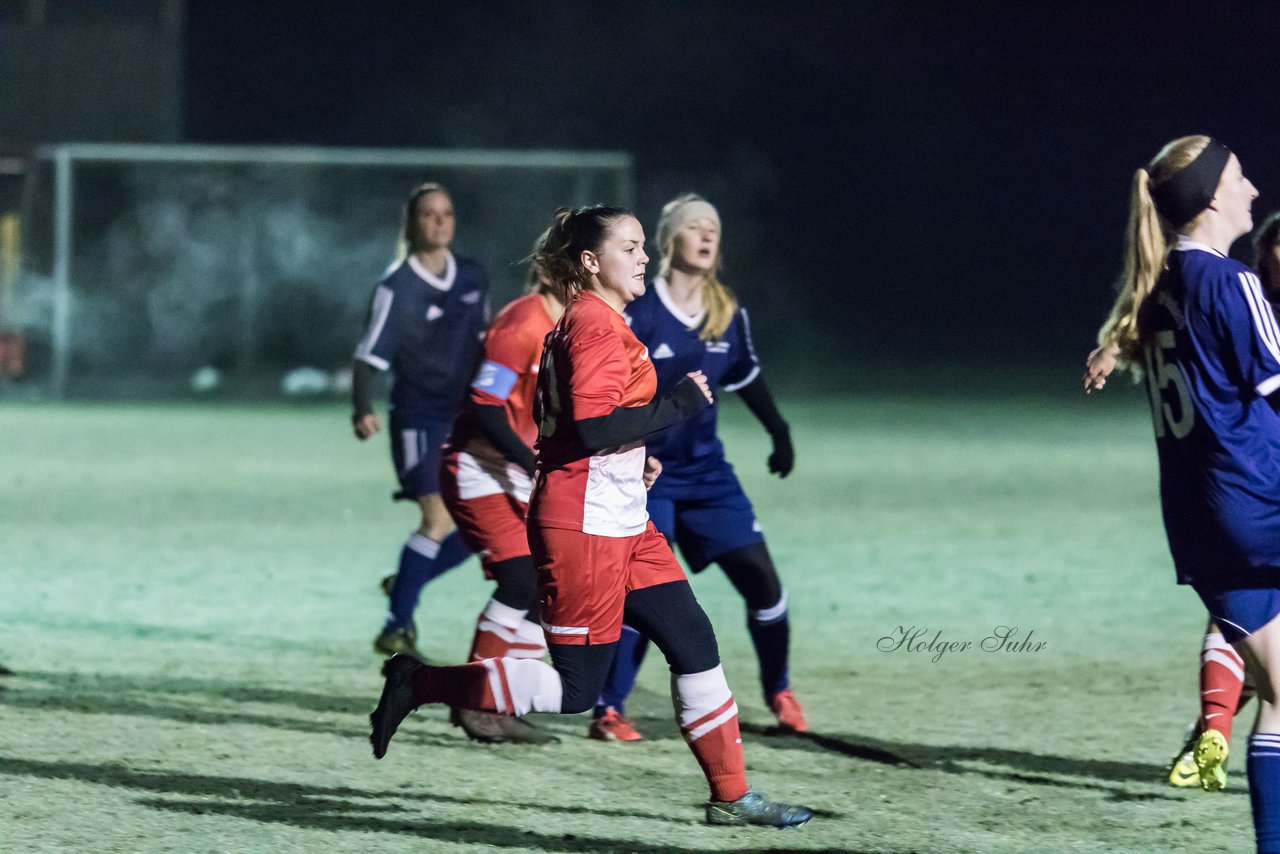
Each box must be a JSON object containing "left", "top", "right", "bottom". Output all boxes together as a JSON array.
[{"left": 12, "top": 144, "right": 632, "bottom": 398}]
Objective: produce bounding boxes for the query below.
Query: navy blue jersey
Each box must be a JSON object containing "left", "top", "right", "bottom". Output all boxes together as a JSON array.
[
  {"left": 1142, "top": 238, "right": 1280, "bottom": 585},
  {"left": 354, "top": 252, "right": 489, "bottom": 424},
  {"left": 625, "top": 277, "right": 760, "bottom": 482}
]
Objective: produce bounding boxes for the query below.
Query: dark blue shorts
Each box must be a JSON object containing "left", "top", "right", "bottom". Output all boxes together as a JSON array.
[
  {"left": 647, "top": 464, "right": 764, "bottom": 572},
  {"left": 389, "top": 418, "right": 451, "bottom": 501},
  {"left": 1192, "top": 583, "right": 1280, "bottom": 644}
]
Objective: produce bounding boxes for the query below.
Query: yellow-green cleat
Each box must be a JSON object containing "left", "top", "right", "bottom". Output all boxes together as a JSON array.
[
  {"left": 1194, "top": 728, "right": 1229, "bottom": 792},
  {"left": 1167, "top": 727, "right": 1201, "bottom": 788}
]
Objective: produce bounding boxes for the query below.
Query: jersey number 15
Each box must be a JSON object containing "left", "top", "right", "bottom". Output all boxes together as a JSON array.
[{"left": 1143, "top": 331, "right": 1194, "bottom": 440}]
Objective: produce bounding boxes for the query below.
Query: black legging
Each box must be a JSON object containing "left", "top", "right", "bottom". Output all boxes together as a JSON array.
[
  {"left": 714, "top": 542, "right": 783, "bottom": 611},
  {"left": 488, "top": 556, "right": 539, "bottom": 611},
  {"left": 552, "top": 580, "right": 720, "bottom": 713}
]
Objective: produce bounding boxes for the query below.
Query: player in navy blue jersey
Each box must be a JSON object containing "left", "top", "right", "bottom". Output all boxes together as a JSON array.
[
  {"left": 588, "top": 194, "right": 807, "bottom": 740},
  {"left": 352, "top": 183, "right": 488, "bottom": 660},
  {"left": 1086, "top": 136, "right": 1280, "bottom": 852},
  {"left": 1087, "top": 211, "right": 1280, "bottom": 793}
]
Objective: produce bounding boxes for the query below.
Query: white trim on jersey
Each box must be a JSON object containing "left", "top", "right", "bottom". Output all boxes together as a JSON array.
[
  {"left": 408, "top": 251, "right": 457, "bottom": 291},
  {"left": 653, "top": 276, "right": 706, "bottom": 329},
  {"left": 581, "top": 443, "right": 649, "bottom": 536},
  {"left": 353, "top": 284, "right": 394, "bottom": 370},
  {"left": 1174, "top": 236, "right": 1227, "bottom": 258},
  {"left": 455, "top": 449, "right": 533, "bottom": 503},
  {"left": 1235, "top": 271, "right": 1280, "bottom": 395},
  {"left": 540, "top": 622, "right": 589, "bottom": 636},
  {"left": 721, "top": 307, "right": 761, "bottom": 392},
  {"left": 1259, "top": 375, "right": 1280, "bottom": 397}
]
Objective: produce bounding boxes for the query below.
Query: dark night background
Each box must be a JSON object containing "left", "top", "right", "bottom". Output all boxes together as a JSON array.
[{"left": 13, "top": 1, "right": 1280, "bottom": 382}]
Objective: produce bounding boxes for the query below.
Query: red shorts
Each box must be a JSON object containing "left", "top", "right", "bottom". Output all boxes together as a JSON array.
[
  {"left": 439, "top": 457, "right": 530, "bottom": 576},
  {"left": 528, "top": 521, "right": 687, "bottom": 645}
]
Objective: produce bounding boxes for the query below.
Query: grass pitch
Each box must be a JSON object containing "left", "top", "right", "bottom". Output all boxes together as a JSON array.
[{"left": 0, "top": 388, "right": 1253, "bottom": 852}]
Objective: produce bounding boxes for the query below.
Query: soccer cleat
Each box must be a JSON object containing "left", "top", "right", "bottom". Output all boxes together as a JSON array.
[
  {"left": 1167, "top": 725, "right": 1201, "bottom": 788},
  {"left": 379, "top": 573, "right": 395, "bottom": 597},
  {"left": 768, "top": 688, "right": 809, "bottom": 733},
  {"left": 369, "top": 654, "right": 423, "bottom": 759},
  {"left": 705, "top": 788, "right": 814, "bottom": 828},
  {"left": 1195, "top": 728, "right": 1229, "bottom": 792},
  {"left": 373, "top": 625, "right": 427, "bottom": 662},
  {"left": 452, "top": 708, "right": 561, "bottom": 745},
  {"left": 588, "top": 707, "right": 644, "bottom": 742}
]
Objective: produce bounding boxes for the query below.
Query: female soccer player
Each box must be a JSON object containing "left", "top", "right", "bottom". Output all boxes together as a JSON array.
[
  {"left": 1088, "top": 136, "right": 1280, "bottom": 852},
  {"left": 435, "top": 259, "right": 563, "bottom": 744},
  {"left": 352, "top": 183, "right": 486, "bottom": 661},
  {"left": 369, "top": 205, "right": 813, "bottom": 827},
  {"left": 1086, "top": 211, "right": 1280, "bottom": 792},
  {"left": 589, "top": 194, "right": 807, "bottom": 741}
]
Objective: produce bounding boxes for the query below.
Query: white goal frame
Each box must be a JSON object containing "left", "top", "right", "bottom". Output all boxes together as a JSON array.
[{"left": 25, "top": 143, "right": 634, "bottom": 397}]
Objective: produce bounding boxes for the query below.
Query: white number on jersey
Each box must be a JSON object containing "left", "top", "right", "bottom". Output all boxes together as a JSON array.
[{"left": 1143, "top": 330, "right": 1194, "bottom": 439}]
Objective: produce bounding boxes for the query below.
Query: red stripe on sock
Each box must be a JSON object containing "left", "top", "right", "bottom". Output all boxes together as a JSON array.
[
  {"left": 494, "top": 658, "right": 516, "bottom": 715},
  {"left": 682, "top": 696, "right": 736, "bottom": 737}
]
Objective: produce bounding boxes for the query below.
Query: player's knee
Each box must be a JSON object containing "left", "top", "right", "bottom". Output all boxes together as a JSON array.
[
  {"left": 490, "top": 556, "right": 538, "bottom": 610},
  {"left": 718, "top": 542, "right": 783, "bottom": 611},
  {"left": 557, "top": 684, "right": 597, "bottom": 715},
  {"left": 416, "top": 495, "right": 455, "bottom": 540},
  {"left": 748, "top": 589, "right": 789, "bottom": 626},
  {"left": 548, "top": 643, "right": 614, "bottom": 714}
]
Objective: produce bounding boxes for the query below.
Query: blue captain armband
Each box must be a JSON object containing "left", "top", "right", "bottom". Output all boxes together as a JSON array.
[{"left": 471, "top": 360, "right": 519, "bottom": 400}]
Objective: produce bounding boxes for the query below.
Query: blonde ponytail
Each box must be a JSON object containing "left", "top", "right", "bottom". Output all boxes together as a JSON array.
[{"left": 1096, "top": 135, "right": 1209, "bottom": 367}]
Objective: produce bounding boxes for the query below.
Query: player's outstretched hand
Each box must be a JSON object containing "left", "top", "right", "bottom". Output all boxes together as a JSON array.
[
  {"left": 643, "top": 455, "right": 662, "bottom": 490},
  {"left": 353, "top": 412, "right": 381, "bottom": 440},
  {"left": 1083, "top": 344, "right": 1119, "bottom": 394},
  {"left": 768, "top": 427, "right": 794, "bottom": 478},
  {"left": 686, "top": 371, "right": 714, "bottom": 405}
]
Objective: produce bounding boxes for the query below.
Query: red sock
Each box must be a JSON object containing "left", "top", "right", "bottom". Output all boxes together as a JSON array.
[
  {"left": 1201, "top": 630, "right": 1245, "bottom": 740},
  {"left": 411, "top": 657, "right": 561, "bottom": 716},
  {"left": 673, "top": 666, "right": 750, "bottom": 802},
  {"left": 411, "top": 661, "right": 499, "bottom": 712}
]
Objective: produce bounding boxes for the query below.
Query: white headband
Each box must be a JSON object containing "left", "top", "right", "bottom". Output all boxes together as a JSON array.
[{"left": 657, "top": 198, "right": 721, "bottom": 251}]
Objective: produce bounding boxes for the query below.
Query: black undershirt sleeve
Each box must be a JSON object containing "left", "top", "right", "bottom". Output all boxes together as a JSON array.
[
  {"left": 735, "top": 374, "right": 788, "bottom": 437},
  {"left": 735, "top": 373, "right": 795, "bottom": 477},
  {"left": 468, "top": 403, "right": 537, "bottom": 475},
  {"left": 351, "top": 359, "right": 376, "bottom": 417},
  {"left": 575, "top": 376, "right": 710, "bottom": 452}
]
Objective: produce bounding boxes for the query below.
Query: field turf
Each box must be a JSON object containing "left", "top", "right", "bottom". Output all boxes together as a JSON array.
[{"left": 0, "top": 389, "right": 1253, "bottom": 852}]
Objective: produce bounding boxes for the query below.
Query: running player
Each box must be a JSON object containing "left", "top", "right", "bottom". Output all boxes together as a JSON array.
[
  {"left": 369, "top": 205, "right": 813, "bottom": 827},
  {"left": 436, "top": 258, "right": 563, "bottom": 744},
  {"left": 1088, "top": 136, "right": 1280, "bottom": 852},
  {"left": 1086, "top": 210, "right": 1280, "bottom": 791},
  {"left": 590, "top": 194, "right": 806, "bottom": 741},
  {"left": 352, "top": 183, "right": 487, "bottom": 660}
]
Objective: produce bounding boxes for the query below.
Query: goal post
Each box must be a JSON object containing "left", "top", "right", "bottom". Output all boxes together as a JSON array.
[{"left": 16, "top": 143, "right": 633, "bottom": 398}]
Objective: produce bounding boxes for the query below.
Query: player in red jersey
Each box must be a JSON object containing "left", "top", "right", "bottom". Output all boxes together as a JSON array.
[
  {"left": 370, "top": 206, "right": 813, "bottom": 827},
  {"left": 436, "top": 261, "right": 564, "bottom": 744}
]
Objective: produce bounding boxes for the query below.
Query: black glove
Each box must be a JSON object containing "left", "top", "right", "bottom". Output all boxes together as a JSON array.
[{"left": 768, "top": 426, "right": 794, "bottom": 478}]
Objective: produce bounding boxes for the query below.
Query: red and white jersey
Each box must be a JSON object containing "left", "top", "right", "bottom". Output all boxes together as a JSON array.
[
  {"left": 446, "top": 293, "right": 556, "bottom": 504},
  {"left": 528, "top": 291, "right": 656, "bottom": 537}
]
